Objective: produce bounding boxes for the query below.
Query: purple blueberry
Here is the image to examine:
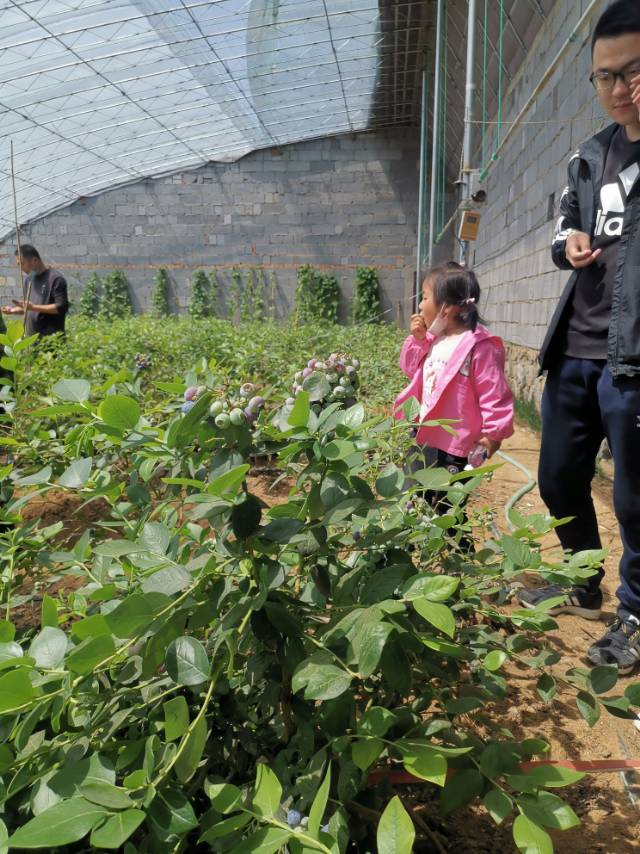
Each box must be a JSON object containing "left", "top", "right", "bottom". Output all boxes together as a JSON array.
[
  {"left": 308, "top": 358, "right": 317, "bottom": 369},
  {"left": 287, "top": 810, "right": 302, "bottom": 828},
  {"left": 184, "top": 386, "right": 198, "bottom": 401},
  {"left": 248, "top": 396, "right": 265, "bottom": 411},
  {"left": 243, "top": 408, "right": 257, "bottom": 422},
  {"left": 302, "top": 367, "right": 312, "bottom": 379},
  {"left": 181, "top": 401, "right": 195, "bottom": 414}
]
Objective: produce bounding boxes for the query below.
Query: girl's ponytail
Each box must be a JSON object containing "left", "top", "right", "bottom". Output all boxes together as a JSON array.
[
  {"left": 428, "top": 264, "right": 484, "bottom": 331},
  {"left": 458, "top": 294, "right": 481, "bottom": 331}
]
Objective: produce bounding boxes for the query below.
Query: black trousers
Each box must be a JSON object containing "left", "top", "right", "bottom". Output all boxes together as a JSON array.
[
  {"left": 408, "top": 444, "right": 472, "bottom": 551},
  {"left": 539, "top": 356, "right": 640, "bottom": 615}
]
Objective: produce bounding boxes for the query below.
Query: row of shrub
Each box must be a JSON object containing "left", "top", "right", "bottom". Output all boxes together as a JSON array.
[{"left": 76, "top": 265, "right": 382, "bottom": 325}]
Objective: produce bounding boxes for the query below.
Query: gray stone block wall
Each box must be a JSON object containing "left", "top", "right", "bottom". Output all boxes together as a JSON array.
[
  {"left": 471, "top": 0, "right": 609, "bottom": 408},
  {"left": 0, "top": 128, "right": 423, "bottom": 328}
]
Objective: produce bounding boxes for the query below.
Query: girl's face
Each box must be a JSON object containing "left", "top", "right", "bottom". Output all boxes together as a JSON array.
[{"left": 418, "top": 279, "right": 440, "bottom": 328}]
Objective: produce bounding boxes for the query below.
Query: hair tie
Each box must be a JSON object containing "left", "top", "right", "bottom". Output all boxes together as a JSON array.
[{"left": 464, "top": 297, "right": 476, "bottom": 305}]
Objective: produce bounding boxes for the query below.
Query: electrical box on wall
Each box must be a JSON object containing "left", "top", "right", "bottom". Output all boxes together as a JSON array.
[{"left": 458, "top": 210, "right": 481, "bottom": 241}]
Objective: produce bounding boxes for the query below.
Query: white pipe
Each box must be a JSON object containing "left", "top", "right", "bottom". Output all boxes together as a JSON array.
[
  {"left": 460, "top": 0, "right": 477, "bottom": 265},
  {"left": 416, "top": 66, "right": 428, "bottom": 311},
  {"left": 427, "top": 0, "right": 445, "bottom": 268}
]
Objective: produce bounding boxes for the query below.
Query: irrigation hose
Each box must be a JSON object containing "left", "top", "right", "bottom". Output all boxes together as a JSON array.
[{"left": 496, "top": 449, "right": 537, "bottom": 532}]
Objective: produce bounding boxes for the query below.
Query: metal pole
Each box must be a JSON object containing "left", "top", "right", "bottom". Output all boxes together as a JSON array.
[
  {"left": 460, "top": 0, "right": 477, "bottom": 265},
  {"left": 10, "top": 141, "right": 25, "bottom": 304},
  {"left": 427, "top": 0, "right": 445, "bottom": 269},
  {"left": 415, "top": 65, "right": 428, "bottom": 311}
]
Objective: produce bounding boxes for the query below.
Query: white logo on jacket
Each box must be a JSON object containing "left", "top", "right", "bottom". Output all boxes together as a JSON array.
[{"left": 594, "top": 163, "right": 640, "bottom": 238}]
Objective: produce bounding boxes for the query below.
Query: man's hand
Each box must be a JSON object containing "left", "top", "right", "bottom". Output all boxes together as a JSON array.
[
  {"left": 1, "top": 305, "right": 24, "bottom": 314},
  {"left": 12, "top": 299, "right": 32, "bottom": 311},
  {"left": 478, "top": 436, "right": 501, "bottom": 458},
  {"left": 565, "top": 231, "right": 602, "bottom": 269},
  {"left": 410, "top": 314, "right": 427, "bottom": 341},
  {"left": 631, "top": 72, "right": 640, "bottom": 112}
]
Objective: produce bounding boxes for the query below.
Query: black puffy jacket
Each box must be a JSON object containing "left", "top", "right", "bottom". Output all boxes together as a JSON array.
[{"left": 539, "top": 123, "right": 640, "bottom": 377}]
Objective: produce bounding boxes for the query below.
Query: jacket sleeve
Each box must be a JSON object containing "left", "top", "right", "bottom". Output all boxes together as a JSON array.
[
  {"left": 471, "top": 340, "right": 514, "bottom": 442},
  {"left": 399, "top": 334, "right": 433, "bottom": 379},
  {"left": 551, "top": 152, "right": 583, "bottom": 271}
]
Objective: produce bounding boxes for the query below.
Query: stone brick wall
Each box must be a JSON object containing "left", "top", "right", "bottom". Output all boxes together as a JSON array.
[
  {"left": 0, "top": 128, "right": 424, "bottom": 327},
  {"left": 472, "top": 0, "right": 608, "bottom": 407}
]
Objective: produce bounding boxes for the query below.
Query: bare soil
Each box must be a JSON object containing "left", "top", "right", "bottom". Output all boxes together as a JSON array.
[{"left": 455, "top": 423, "right": 640, "bottom": 853}]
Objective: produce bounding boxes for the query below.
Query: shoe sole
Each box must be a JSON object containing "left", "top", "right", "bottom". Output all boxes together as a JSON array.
[
  {"left": 587, "top": 649, "right": 640, "bottom": 676},
  {"left": 518, "top": 598, "right": 602, "bottom": 621}
]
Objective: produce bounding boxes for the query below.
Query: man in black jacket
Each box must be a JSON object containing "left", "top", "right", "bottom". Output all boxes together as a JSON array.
[
  {"left": 1, "top": 245, "right": 69, "bottom": 337},
  {"left": 518, "top": 1, "right": 640, "bottom": 675}
]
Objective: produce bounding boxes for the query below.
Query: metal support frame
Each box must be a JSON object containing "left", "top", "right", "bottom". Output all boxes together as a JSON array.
[
  {"left": 459, "top": 0, "right": 477, "bottom": 265},
  {"left": 427, "top": 0, "right": 444, "bottom": 270}
]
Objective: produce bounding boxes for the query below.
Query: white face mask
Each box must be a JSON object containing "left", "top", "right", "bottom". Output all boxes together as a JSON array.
[{"left": 427, "top": 307, "right": 448, "bottom": 337}]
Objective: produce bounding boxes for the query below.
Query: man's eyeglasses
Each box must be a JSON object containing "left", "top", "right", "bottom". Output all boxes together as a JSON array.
[{"left": 590, "top": 66, "right": 640, "bottom": 91}]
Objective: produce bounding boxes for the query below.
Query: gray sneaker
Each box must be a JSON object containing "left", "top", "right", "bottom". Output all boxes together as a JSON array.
[
  {"left": 587, "top": 612, "right": 640, "bottom": 676},
  {"left": 517, "top": 583, "right": 603, "bottom": 620}
]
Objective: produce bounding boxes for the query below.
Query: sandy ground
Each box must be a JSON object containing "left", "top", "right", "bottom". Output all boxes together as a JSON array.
[{"left": 459, "top": 423, "right": 640, "bottom": 854}]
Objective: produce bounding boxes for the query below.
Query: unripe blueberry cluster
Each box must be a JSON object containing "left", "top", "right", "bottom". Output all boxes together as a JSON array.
[
  {"left": 286, "top": 353, "right": 361, "bottom": 407},
  {"left": 180, "top": 382, "right": 265, "bottom": 429}
]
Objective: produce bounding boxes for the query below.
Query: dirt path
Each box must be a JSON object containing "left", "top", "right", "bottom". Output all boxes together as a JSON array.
[{"left": 465, "top": 422, "right": 640, "bottom": 853}]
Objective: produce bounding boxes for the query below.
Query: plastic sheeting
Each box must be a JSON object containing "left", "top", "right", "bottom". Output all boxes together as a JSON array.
[{"left": 0, "top": 0, "right": 384, "bottom": 237}]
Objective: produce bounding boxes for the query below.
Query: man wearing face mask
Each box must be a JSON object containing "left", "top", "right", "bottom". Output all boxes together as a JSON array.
[
  {"left": 1, "top": 245, "right": 69, "bottom": 338},
  {"left": 518, "top": 1, "right": 640, "bottom": 675}
]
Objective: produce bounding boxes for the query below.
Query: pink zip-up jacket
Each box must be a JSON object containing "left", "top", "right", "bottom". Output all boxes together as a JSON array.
[{"left": 394, "top": 325, "right": 514, "bottom": 457}]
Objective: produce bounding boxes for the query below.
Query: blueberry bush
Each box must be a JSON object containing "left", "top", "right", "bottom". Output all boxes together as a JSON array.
[
  {"left": 78, "top": 273, "right": 101, "bottom": 318},
  {"left": 0, "top": 317, "right": 638, "bottom": 852},
  {"left": 188, "top": 270, "right": 215, "bottom": 320},
  {"left": 352, "top": 267, "right": 381, "bottom": 325},
  {"left": 151, "top": 268, "right": 171, "bottom": 318}
]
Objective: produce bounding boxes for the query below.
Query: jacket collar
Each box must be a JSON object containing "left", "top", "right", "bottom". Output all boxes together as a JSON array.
[{"left": 578, "top": 122, "right": 619, "bottom": 173}]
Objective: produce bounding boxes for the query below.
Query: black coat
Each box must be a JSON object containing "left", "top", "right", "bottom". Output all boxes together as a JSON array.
[{"left": 539, "top": 123, "right": 640, "bottom": 377}]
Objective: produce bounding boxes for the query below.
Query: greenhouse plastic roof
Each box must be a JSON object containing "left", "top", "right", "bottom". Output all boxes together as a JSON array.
[{"left": 0, "top": 0, "right": 433, "bottom": 239}]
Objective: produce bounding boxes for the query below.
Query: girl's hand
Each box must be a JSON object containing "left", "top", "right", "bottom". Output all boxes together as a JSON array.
[
  {"left": 427, "top": 306, "right": 448, "bottom": 337},
  {"left": 478, "top": 436, "right": 501, "bottom": 458},
  {"left": 410, "top": 314, "right": 427, "bottom": 340}
]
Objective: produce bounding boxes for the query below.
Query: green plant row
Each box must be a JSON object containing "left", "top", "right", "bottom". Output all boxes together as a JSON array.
[
  {"left": 0, "top": 318, "right": 637, "bottom": 853},
  {"left": 77, "top": 266, "right": 382, "bottom": 325}
]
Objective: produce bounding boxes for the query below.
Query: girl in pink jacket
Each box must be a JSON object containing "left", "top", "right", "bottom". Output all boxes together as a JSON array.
[{"left": 395, "top": 264, "right": 514, "bottom": 486}]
